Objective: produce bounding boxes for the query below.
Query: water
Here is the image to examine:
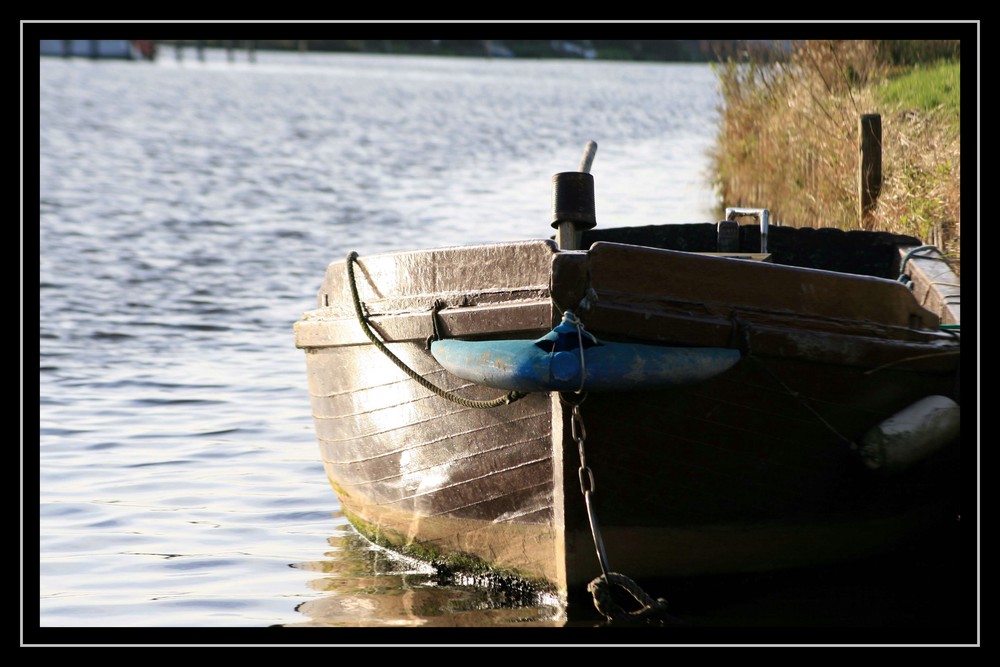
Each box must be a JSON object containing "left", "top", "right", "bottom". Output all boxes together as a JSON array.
[{"left": 33, "top": 49, "right": 969, "bottom": 645}]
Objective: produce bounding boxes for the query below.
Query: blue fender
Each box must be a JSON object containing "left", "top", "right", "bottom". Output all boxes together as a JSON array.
[{"left": 430, "top": 311, "right": 741, "bottom": 393}]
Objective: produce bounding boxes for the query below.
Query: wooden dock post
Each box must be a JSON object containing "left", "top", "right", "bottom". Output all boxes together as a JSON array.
[{"left": 859, "top": 113, "right": 882, "bottom": 226}]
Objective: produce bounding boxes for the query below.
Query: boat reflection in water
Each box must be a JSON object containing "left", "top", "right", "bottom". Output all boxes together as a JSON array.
[
  {"left": 288, "top": 514, "right": 567, "bottom": 628},
  {"left": 284, "top": 512, "right": 963, "bottom": 634}
]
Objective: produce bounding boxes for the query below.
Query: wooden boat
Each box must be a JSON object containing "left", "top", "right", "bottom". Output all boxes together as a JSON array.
[{"left": 294, "top": 145, "right": 961, "bottom": 614}]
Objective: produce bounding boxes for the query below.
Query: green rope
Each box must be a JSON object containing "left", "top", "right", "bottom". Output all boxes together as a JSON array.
[
  {"left": 345, "top": 251, "right": 528, "bottom": 410},
  {"left": 896, "top": 246, "right": 961, "bottom": 334},
  {"left": 899, "top": 244, "right": 940, "bottom": 267},
  {"left": 898, "top": 244, "right": 954, "bottom": 287}
]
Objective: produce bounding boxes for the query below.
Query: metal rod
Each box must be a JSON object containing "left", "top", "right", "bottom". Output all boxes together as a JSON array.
[
  {"left": 555, "top": 142, "right": 599, "bottom": 250},
  {"left": 726, "top": 207, "right": 770, "bottom": 254},
  {"left": 578, "top": 140, "right": 598, "bottom": 174}
]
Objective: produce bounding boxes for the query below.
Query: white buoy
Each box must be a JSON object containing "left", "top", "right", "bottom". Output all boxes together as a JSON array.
[{"left": 860, "top": 395, "right": 960, "bottom": 473}]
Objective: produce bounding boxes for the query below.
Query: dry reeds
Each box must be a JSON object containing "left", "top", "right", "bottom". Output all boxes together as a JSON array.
[{"left": 712, "top": 40, "right": 960, "bottom": 273}]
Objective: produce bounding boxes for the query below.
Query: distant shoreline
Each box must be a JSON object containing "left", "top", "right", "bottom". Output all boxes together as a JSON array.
[{"left": 147, "top": 39, "right": 736, "bottom": 63}]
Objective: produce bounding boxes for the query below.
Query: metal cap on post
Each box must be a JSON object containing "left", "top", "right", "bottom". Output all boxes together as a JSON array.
[{"left": 552, "top": 141, "right": 598, "bottom": 250}]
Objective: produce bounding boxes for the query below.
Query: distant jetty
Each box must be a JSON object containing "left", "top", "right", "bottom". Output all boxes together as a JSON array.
[{"left": 40, "top": 39, "right": 156, "bottom": 61}]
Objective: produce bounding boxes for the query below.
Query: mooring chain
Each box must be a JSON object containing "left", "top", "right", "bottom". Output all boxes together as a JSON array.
[
  {"left": 564, "top": 395, "right": 670, "bottom": 622},
  {"left": 569, "top": 401, "right": 609, "bottom": 577}
]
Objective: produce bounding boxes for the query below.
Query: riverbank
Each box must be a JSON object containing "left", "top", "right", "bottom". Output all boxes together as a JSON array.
[{"left": 711, "top": 40, "right": 961, "bottom": 275}]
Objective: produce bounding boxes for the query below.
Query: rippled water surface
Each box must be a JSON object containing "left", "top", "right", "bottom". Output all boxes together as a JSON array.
[
  {"left": 36, "top": 50, "right": 724, "bottom": 639},
  {"left": 34, "top": 49, "right": 969, "bottom": 645}
]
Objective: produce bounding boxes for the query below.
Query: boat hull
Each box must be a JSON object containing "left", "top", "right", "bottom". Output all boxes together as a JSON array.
[
  {"left": 295, "top": 232, "right": 961, "bottom": 594},
  {"left": 303, "top": 340, "right": 563, "bottom": 585}
]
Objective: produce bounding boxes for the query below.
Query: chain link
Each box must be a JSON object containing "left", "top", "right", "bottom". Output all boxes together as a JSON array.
[
  {"left": 563, "top": 395, "right": 610, "bottom": 578},
  {"left": 563, "top": 393, "right": 672, "bottom": 621},
  {"left": 571, "top": 405, "right": 597, "bottom": 496}
]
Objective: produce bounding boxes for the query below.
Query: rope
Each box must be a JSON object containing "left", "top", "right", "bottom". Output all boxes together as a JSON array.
[
  {"left": 563, "top": 311, "right": 589, "bottom": 394},
  {"left": 588, "top": 572, "right": 670, "bottom": 622},
  {"left": 346, "top": 251, "right": 528, "bottom": 409},
  {"left": 898, "top": 244, "right": 955, "bottom": 288},
  {"left": 899, "top": 244, "right": 943, "bottom": 273},
  {"left": 862, "top": 349, "right": 961, "bottom": 375},
  {"left": 749, "top": 355, "right": 855, "bottom": 448},
  {"left": 895, "top": 246, "right": 961, "bottom": 331}
]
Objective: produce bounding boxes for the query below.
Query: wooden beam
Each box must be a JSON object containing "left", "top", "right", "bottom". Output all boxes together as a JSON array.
[{"left": 859, "top": 114, "right": 882, "bottom": 225}]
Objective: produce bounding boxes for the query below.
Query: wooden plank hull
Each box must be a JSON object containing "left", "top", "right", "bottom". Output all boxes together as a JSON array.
[
  {"left": 553, "top": 363, "right": 958, "bottom": 587},
  {"left": 295, "top": 231, "right": 961, "bottom": 595},
  {"left": 304, "top": 342, "right": 562, "bottom": 585}
]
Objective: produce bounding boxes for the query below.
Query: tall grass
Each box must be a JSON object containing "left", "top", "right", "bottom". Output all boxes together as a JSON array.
[{"left": 712, "top": 40, "right": 960, "bottom": 273}]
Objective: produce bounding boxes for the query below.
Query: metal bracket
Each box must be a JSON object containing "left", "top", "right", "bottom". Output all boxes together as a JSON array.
[{"left": 725, "top": 207, "right": 770, "bottom": 254}]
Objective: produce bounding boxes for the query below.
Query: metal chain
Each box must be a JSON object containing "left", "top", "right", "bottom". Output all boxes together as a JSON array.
[
  {"left": 563, "top": 394, "right": 670, "bottom": 622},
  {"left": 569, "top": 400, "right": 609, "bottom": 578}
]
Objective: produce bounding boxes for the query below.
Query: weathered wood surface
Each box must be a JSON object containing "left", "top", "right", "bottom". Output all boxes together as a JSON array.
[
  {"left": 859, "top": 113, "right": 883, "bottom": 224},
  {"left": 584, "top": 241, "right": 938, "bottom": 327},
  {"left": 296, "top": 300, "right": 552, "bottom": 348},
  {"left": 548, "top": 240, "right": 960, "bottom": 586},
  {"left": 295, "top": 239, "right": 557, "bottom": 347},
  {"left": 315, "top": 239, "right": 557, "bottom": 314},
  {"left": 296, "top": 224, "right": 961, "bottom": 593},
  {"left": 583, "top": 223, "right": 925, "bottom": 279},
  {"left": 306, "top": 340, "right": 561, "bottom": 585}
]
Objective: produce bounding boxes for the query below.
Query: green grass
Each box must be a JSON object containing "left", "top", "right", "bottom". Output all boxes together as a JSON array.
[{"left": 877, "top": 61, "right": 960, "bottom": 128}]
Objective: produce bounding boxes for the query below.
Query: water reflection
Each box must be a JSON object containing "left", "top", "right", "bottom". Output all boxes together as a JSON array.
[
  {"left": 287, "top": 517, "right": 566, "bottom": 627},
  {"left": 284, "top": 513, "right": 968, "bottom": 641}
]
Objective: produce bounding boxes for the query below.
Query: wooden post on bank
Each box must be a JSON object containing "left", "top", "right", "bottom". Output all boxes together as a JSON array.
[{"left": 859, "top": 113, "right": 882, "bottom": 226}]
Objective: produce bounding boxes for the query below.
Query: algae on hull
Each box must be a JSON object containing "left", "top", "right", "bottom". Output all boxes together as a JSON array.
[{"left": 341, "top": 508, "right": 558, "bottom": 597}]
